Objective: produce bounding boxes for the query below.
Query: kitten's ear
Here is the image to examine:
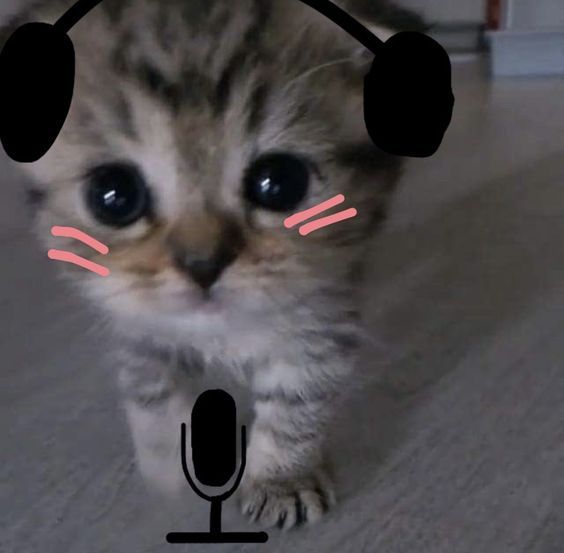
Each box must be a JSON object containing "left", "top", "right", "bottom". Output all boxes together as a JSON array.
[
  {"left": 349, "top": 24, "right": 396, "bottom": 68},
  {"left": 322, "top": 2, "right": 429, "bottom": 141},
  {"left": 345, "top": 1, "right": 430, "bottom": 66},
  {"left": 344, "top": 0, "right": 429, "bottom": 34}
]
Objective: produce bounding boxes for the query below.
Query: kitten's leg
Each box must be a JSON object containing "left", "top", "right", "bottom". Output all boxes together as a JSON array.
[
  {"left": 241, "top": 349, "right": 354, "bottom": 530},
  {"left": 117, "top": 341, "right": 198, "bottom": 497}
]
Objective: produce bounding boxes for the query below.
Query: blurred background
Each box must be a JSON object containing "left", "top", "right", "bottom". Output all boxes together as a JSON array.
[
  {"left": 2, "top": 1, "right": 564, "bottom": 553},
  {"left": 410, "top": 0, "right": 564, "bottom": 76}
]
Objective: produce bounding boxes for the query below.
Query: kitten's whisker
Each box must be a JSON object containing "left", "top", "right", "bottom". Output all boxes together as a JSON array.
[
  {"left": 51, "top": 226, "right": 109, "bottom": 254},
  {"left": 48, "top": 249, "right": 110, "bottom": 277},
  {"left": 99, "top": 279, "right": 156, "bottom": 301},
  {"left": 283, "top": 56, "right": 357, "bottom": 90},
  {"left": 284, "top": 194, "right": 345, "bottom": 228},
  {"left": 299, "top": 208, "right": 358, "bottom": 236}
]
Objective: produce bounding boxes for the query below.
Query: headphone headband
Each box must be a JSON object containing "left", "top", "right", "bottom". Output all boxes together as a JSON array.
[
  {"left": 0, "top": 0, "right": 454, "bottom": 162},
  {"left": 54, "top": 0, "right": 104, "bottom": 33},
  {"left": 54, "top": 0, "right": 383, "bottom": 52}
]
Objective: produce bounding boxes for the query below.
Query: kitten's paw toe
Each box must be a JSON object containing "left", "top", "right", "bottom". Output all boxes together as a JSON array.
[{"left": 240, "top": 471, "right": 335, "bottom": 530}]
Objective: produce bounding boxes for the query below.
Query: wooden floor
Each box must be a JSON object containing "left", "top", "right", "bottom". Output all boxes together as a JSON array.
[{"left": 3, "top": 59, "right": 564, "bottom": 553}]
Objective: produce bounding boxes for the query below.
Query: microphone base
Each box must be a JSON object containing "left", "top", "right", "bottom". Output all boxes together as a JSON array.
[{"left": 166, "top": 531, "right": 269, "bottom": 544}]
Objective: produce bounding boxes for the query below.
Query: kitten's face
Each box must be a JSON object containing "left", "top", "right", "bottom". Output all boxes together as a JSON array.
[{"left": 17, "top": 0, "right": 401, "bottom": 334}]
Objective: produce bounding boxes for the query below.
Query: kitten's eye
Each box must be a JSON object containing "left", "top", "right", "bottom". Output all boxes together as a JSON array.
[
  {"left": 85, "top": 162, "right": 151, "bottom": 227},
  {"left": 244, "top": 153, "right": 309, "bottom": 212}
]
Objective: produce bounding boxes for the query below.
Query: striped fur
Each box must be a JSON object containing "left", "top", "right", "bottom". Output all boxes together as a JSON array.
[{"left": 2, "top": 0, "right": 416, "bottom": 529}]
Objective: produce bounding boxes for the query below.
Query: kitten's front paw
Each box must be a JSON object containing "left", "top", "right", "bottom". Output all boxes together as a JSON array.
[{"left": 240, "top": 470, "right": 336, "bottom": 530}]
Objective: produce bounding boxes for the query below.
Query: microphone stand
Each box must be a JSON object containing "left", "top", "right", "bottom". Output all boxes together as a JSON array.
[
  {"left": 180, "top": 422, "right": 246, "bottom": 535},
  {"left": 166, "top": 423, "right": 268, "bottom": 544}
]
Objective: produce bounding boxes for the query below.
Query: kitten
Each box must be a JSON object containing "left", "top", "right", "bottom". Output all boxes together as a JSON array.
[{"left": 3, "top": 0, "right": 422, "bottom": 529}]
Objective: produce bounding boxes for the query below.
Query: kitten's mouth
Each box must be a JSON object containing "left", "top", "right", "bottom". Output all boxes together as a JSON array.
[
  {"left": 195, "top": 292, "right": 220, "bottom": 312},
  {"left": 153, "top": 285, "right": 224, "bottom": 316},
  {"left": 186, "top": 287, "right": 225, "bottom": 313}
]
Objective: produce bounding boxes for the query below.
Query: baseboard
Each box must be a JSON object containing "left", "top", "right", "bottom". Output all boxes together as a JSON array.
[{"left": 487, "top": 29, "right": 564, "bottom": 76}]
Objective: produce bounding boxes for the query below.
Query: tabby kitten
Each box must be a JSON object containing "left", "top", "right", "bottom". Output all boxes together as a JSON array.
[{"left": 4, "top": 0, "right": 421, "bottom": 529}]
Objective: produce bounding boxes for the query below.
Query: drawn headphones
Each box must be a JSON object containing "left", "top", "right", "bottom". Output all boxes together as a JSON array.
[{"left": 0, "top": 0, "right": 454, "bottom": 164}]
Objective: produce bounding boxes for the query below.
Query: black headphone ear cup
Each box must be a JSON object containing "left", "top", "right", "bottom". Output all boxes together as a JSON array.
[
  {"left": 0, "top": 22, "right": 75, "bottom": 163},
  {"left": 364, "top": 32, "right": 454, "bottom": 158}
]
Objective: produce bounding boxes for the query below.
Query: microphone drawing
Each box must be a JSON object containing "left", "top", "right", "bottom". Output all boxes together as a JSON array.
[{"left": 166, "top": 389, "right": 269, "bottom": 544}]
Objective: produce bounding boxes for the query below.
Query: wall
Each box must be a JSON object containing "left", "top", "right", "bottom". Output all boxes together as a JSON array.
[
  {"left": 399, "top": 0, "right": 485, "bottom": 23},
  {"left": 0, "top": 0, "right": 488, "bottom": 25},
  {"left": 510, "top": 0, "right": 564, "bottom": 29}
]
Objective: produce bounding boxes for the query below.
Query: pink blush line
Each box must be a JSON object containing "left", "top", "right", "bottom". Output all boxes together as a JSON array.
[
  {"left": 47, "top": 250, "right": 110, "bottom": 277},
  {"left": 298, "top": 208, "right": 358, "bottom": 236},
  {"left": 284, "top": 194, "right": 345, "bottom": 228},
  {"left": 51, "top": 226, "right": 109, "bottom": 254}
]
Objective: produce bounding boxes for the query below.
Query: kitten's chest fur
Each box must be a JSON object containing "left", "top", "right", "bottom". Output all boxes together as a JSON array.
[{"left": 121, "top": 308, "right": 286, "bottom": 379}]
